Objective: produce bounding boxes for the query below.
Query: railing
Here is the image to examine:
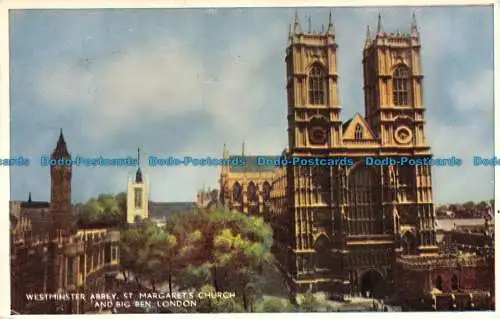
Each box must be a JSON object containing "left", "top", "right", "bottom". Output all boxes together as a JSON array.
[{"left": 397, "top": 254, "right": 487, "bottom": 269}]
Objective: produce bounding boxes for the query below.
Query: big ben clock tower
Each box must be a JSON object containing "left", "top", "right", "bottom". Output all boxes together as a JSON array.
[{"left": 50, "top": 129, "right": 73, "bottom": 238}]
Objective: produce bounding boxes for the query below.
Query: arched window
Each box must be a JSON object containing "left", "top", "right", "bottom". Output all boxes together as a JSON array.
[
  {"left": 309, "top": 63, "right": 327, "bottom": 105},
  {"left": 348, "top": 165, "right": 382, "bottom": 235},
  {"left": 393, "top": 65, "right": 409, "bottom": 106},
  {"left": 262, "top": 182, "right": 272, "bottom": 201},
  {"left": 134, "top": 188, "right": 142, "bottom": 209},
  {"left": 355, "top": 124, "right": 363, "bottom": 140},
  {"left": 232, "top": 183, "right": 243, "bottom": 202},
  {"left": 451, "top": 274, "right": 459, "bottom": 290},
  {"left": 402, "top": 232, "right": 418, "bottom": 255},
  {"left": 247, "top": 182, "right": 258, "bottom": 202},
  {"left": 314, "top": 235, "right": 331, "bottom": 270},
  {"left": 435, "top": 275, "right": 443, "bottom": 291}
]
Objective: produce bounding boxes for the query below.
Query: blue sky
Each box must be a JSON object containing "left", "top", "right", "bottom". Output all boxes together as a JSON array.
[{"left": 9, "top": 6, "right": 494, "bottom": 204}]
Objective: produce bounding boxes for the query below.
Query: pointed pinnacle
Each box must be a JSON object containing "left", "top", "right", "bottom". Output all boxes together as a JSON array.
[
  {"left": 377, "top": 12, "right": 383, "bottom": 33},
  {"left": 327, "top": 11, "right": 335, "bottom": 34},
  {"left": 293, "top": 9, "right": 301, "bottom": 34},
  {"left": 411, "top": 11, "right": 419, "bottom": 36}
]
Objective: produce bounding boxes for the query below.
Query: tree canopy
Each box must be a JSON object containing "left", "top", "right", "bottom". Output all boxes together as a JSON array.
[
  {"left": 119, "top": 207, "right": 275, "bottom": 312},
  {"left": 75, "top": 192, "right": 126, "bottom": 227}
]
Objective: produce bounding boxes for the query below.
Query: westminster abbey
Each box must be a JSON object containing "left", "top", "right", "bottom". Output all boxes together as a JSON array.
[
  {"left": 220, "top": 12, "right": 494, "bottom": 308},
  {"left": 221, "top": 12, "right": 438, "bottom": 299}
]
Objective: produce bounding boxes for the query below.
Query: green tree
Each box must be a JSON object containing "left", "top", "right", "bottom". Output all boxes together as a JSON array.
[
  {"left": 115, "top": 192, "right": 127, "bottom": 214},
  {"left": 80, "top": 198, "right": 103, "bottom": 224},
  {"left": 120, "top": 207, "right": 274, "bottom": 313},
  {"left": 119, "top": 225, "right": 143, "bottom": 283},
  {"left": 298, "top": 292, "right": 320, "bottom": 312},
  {"left": 257, "top": 297, "right": 296, "bottom": 312},
  {"left": 477, "top": 201, "right": 489, "bottom": 212},
  {"left": 166, "top": 207, "right": 274, "bottom": 311},
  {"left": 76, "top": 193, "right": 126, "bottom": 227},
  {"left": 195, "top": 284, "right": 243, "bottom": 313},
  {"left": 150, "top": 229, "right": 178, "bottom": 293}
]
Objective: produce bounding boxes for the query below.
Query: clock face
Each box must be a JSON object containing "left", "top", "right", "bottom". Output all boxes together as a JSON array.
[
  {"left": 309, "top": 126, "right": 328, "bottom": 145},
  {"left": 394, "top": 126, "right": 413, "bottom": 144}
]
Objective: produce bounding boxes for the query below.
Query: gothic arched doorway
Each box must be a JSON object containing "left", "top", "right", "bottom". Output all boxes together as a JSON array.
[
  {"left": 360, "top": 270, "right": 385, "bottom": 299},
  {"left": 313, "top": 234, "right": 331, "bottom": 271}
]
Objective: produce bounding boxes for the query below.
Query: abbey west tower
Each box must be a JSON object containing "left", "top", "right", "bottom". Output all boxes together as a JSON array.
[{"left": 277, "top": 12, "right": 437, "bottom": 297}]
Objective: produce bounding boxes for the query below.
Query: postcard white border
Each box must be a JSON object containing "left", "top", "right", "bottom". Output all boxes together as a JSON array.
[{"left": 0, "top": 0, "right": 498, "bottom": 319}]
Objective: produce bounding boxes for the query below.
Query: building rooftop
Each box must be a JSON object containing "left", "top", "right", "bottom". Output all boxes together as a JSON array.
[
  {"left": 228, "top": 155, "right": 281, "bottom": 173},
  {"left": 435, "top": 218, "right": 490, "bottom": 232},
  {"left": 149, "top": 201, "right": 197, "bottom": 222}
]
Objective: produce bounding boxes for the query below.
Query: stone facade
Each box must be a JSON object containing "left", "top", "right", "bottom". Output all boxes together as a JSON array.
[
  {"left": 127, "top": 149, "right": 149, "bottom": 224},
  {"left": 269, "top": 13, "right": 436, "bottom": 298},
  {"left": 218, "top": 13, "right": 494, "bottom": 308},
  {"left": 10, "top": 131, "right": 120, "bottom": 314},
  {"left": 394, "top": 254, "right": 493, "bottom": 310},
  {"left": 219, "top": 144, "right": 276, "bottom": 219}
]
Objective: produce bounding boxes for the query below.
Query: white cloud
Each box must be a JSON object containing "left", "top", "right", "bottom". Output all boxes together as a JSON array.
[
  {"left": 24, "top": 8, "right": 494, "bottom": 203},
  {"left": 35, "top": 23, "right": 286, "bottom": 143},
  {"left": 449, "top": 69, "right": 494, "bottom": 111}
]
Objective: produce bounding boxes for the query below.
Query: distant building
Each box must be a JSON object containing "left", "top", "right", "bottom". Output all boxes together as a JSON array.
[
  {"left": 124, "top": 150, "right": 199, "bottom": 226},
  {"left": 126, "top": 149, "right": 149, "bottom": 223},
  {"left": 219, "top": 143, "right": 275, "bottom": 218},
  {"left": 149, "top": 202, "right": 198, "bottom": 226},
  {"left": 196, "top": 187, "right": 219, "bottom": 209},
  {"left": 395, "top": 254, "right": 493, "bottom": 310},
  {"left": 216, "top": 13, "right": 494, "bottom": 309}
]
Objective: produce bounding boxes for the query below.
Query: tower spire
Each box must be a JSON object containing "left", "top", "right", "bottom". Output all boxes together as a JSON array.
[
  {"left": 52, "top": 128, "right": 70, "bottom": 159},
  {"left": 365, "top": 25, "right": 372, "bottom": 48},
  {"left": 411, "top": 11, "right": 419, "bottom": 37},
  {"left": 242, "top": 141, "right": 245, "bottom": 156},
  {"left": 327, "top": 10, "right": 334, "bottom": 35},
  {"left": 135, "top": 147, "right": 143, "bottom": 183},
  {"left": 28, "top": 192, "right": 32, "bottom": 203},
  {"left": 308, "top": 15, "right": 312, "bottom": 33},
  {"left": 377, "top": 12, "right": 383, "bottom": 34},
  {"left": 222, "top": 143, "right": 229, "bottom": 159},
  {"left": 294, "top": 9, "right": 301, "bottom": 34}
]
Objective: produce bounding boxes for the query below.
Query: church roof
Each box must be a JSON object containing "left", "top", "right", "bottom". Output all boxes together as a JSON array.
[
  {"left": 228, "top": 155, "right": 281, "bottom": 173},
  {"left": 20, "top": 201, "right": 50, "bottom": 209},
  {"left": 51, "top": 129, "right": 71, "bottom": 159},
  {"left": 20, "top": 192, "right": 50, "bottom": 209},
  {"left": 342, "top": 118, "right": 353, "bottom": 132},
  {"left": 149, "top": 201, "right": 197, "bottom": 222},
  {"left": 342, "top": 113, "right": 376, "bottom": 140}
]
